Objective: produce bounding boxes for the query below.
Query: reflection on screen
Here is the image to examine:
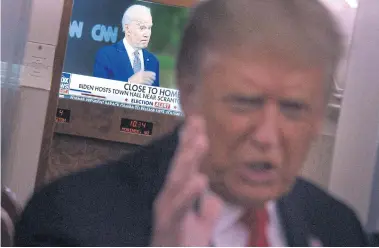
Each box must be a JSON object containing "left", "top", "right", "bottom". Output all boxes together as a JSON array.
[{"left": 59, "top": 0, "right": 189, "bottom": 117}]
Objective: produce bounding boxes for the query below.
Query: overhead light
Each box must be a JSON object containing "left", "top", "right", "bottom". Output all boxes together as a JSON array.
[{"left": 345, "top": 0, "right": 358, "bottom": 8}]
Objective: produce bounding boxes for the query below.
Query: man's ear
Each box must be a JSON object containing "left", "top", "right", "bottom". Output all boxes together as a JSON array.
[{"left": 124, "top": 24, "right": 130, "bottom": 35}]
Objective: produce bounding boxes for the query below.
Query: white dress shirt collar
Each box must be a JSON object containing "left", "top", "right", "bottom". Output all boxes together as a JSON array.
[
  {"left": 212, "top": 200, "right": 287, "bottom": 247},
  {"left": 123, "top": 38, "right": 137, "bottom": 56},
  {"left": 123, "top": 38, "right": 144, "bottom": 71}
]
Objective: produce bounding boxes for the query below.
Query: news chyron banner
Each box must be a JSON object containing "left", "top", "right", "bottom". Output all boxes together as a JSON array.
[{"left": 60, "top": 72, "right": 183, "bottom": 116}]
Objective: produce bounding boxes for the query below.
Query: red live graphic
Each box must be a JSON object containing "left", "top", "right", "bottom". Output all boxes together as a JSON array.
[{"left": 154, "top": 102, "right": 170, "bottom": 109}]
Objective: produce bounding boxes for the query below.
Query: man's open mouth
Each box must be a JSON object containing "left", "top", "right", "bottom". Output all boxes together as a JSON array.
[
  {"left": 248, "top": 162, "right": 274, "bottom": 171},
  {"left": 240, "top": 161, "right": 278, "bottom": 183}
]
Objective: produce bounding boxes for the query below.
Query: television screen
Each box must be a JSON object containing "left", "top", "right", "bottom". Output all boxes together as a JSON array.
[{"left": 59, "top": 0, "right": 189, "bottom": 116}]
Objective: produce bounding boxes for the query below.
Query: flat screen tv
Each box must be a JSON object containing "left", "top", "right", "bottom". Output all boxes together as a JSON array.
[{"left": 59, "top": 0, "right": 189, "bottom": 117}]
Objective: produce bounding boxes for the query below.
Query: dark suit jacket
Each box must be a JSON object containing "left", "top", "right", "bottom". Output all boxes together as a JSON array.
[
  {"left": 15, "top": 130, "right": 369, "bottom": 246},
  {"left": 93, "top": 40, "right": 160, "bottom": 87}
]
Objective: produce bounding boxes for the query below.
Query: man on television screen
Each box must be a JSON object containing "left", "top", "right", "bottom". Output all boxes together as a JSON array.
[{"left": 93, "top": 5, "right": 159, "bottom": 87}]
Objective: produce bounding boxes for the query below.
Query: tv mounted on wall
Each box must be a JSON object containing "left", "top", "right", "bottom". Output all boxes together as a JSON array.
[{"left": 59, "top": 0, "right": 190, "bottom": 117}]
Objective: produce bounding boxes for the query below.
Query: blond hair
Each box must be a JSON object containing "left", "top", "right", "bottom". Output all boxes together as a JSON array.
[{"left": 177, "top": 0, "right": 344, "bottom": 98}]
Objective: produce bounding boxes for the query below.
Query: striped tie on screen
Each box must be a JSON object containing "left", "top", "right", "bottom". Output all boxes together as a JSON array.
[{"left": 133, "top": 50, "right": 141, "bottom": 73}]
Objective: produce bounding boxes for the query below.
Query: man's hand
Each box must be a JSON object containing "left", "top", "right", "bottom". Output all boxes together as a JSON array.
[
  {"left": 128, "top": 71, "right": 156, "bottom": 85},
  {"left": 151, "top": 117, "right": 223, "bottom": 246}
]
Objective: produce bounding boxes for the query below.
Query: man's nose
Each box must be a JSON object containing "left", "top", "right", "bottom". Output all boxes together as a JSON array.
[{"left": 252, "top": 101, "right": 280, "bottom": 151}]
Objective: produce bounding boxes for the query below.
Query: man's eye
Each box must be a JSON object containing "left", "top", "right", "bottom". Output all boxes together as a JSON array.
[
  {"left": 230, "top": 97, "right": 264, "bottom": 112},
  {"left": 279, "top": 100, "right": 308, "bottom": 119}
]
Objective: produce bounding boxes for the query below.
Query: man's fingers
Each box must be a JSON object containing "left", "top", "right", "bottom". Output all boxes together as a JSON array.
[
  {"left": 146, "top": 76, "right": 156, "bottom": 83},
  {"left": 141, "top": 80, "right": 153, "bottom": 85},
  {"left": 170, "top": 174, "right": 207, "bottom": 222},
  {"left": 154, "top": 174, "right": 207, "bottom": 232},
  {"left": 165, "top": 117, "right": 208, "bottom": 192},
  {"left": 143, "top": 72, "right": 156, "bottom": 80},
  {"left": 153, "top": 116, "right": 212, "bottom": 247},
  {"left": 199, "top": 193, "right": 223, "bottom": 228},
  {"left": 177, "top": 117, "right": 207, "bottom": 154},
  {"left": 148, "top": 75, "right": 156, "bottom": 81},
  {"left": 170, "top": 130, "right": 208, "bottom": 179},
  {"left": 144, "top": 71, "right": 156, "bottom": 77},
  {"left": 175, "top": 117, "right": 208, "bottom": 169},
  {"left": 141, "top": 74, "right": 155, "bottom": 85}
]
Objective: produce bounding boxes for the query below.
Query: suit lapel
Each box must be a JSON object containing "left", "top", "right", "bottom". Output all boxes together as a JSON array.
[
  {"left": 115, "top": 40, "right": 134, "bottom": 79},
  {"left": 142, "top": 49, "right": 152, "bottom": 71},
  {"left": 277, "top": 191, "right": 311, "bottom": 246}
]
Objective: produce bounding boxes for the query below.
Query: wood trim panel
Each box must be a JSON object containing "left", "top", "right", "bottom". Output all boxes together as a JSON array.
[
  {"left": 35, "top": 0, "right": 73, "bottom": 188},
  {"left": 55, "top": 98, "right": 183, "bottom": 146}
]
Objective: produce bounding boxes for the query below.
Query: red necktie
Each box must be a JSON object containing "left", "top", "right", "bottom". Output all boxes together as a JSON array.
[{"left": 247, "top": 208, "right": 269, "bottom": 247}]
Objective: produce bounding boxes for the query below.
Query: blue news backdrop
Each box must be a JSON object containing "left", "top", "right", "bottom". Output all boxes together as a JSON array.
[
  {"left": 63, "top": 0, "right": 189, "bottom": 89},
  {"left": 63, "top": 0, "right": 132, "bottom": 77}
]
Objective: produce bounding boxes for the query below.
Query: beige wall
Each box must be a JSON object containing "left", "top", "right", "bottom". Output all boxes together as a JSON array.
[
  {"left": 302, "top": 134, "right": 335, "bottom": 190},
  {"left": 328, "top": 0, "right": 379, "bottom": 225}
]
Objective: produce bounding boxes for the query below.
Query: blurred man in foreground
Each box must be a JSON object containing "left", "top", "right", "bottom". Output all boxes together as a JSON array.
[
  {"left": 93, "top": 5, "right": 159, "bottom": 86},
  {"left": 16, "top": 0, "right": 369, "bottom": 246}
]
